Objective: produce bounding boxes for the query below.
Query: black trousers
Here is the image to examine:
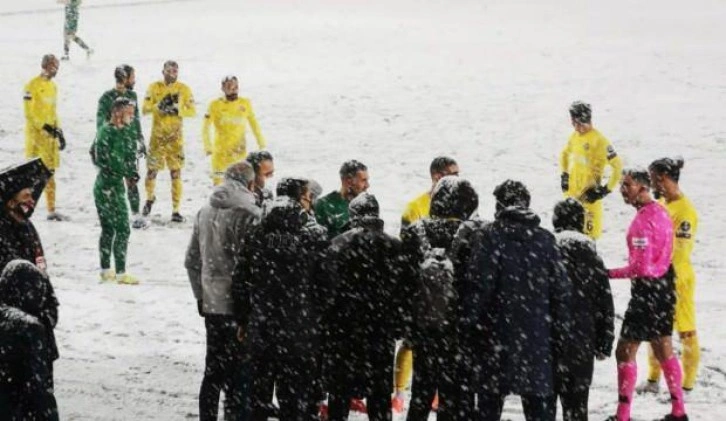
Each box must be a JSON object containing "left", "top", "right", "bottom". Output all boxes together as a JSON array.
[
  {"left": 200, "top": 315, "right": 248, "bottom": 421},
  {"left": 553, "top": 390, "right": 590, "bottom": 421},
  {"left": 249, "top": 354, "right": 318, "bottom": 421},
  {"left": 477, "top": 393, "right": 556, "bottom": 421}
]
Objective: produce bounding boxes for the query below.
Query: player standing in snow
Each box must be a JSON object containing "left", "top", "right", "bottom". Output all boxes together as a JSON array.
[
  {"left": 141, "top": 60, "right": 196, "bottom": 222},
  {"left": 462, "top": 180, "right": 571, "bottom": 421},
  {"left": 560, "top": 101, "right": 623, "bottom": 239},
  {"left": 203, "top": 75, "right": 266, "bottom": 186},
  {"left": 93, "top": 98, "right": 139, "bottom": 285},
  {"left": 185, "top": 162, "right": 261, "bottom": 421},
  {"left": 96, "top": 65, "right": 147, "bottom": 229},
  {"left": 24, "top": 54, "right": 67, "bottom": 221},
  {"left": 402, "top": 177, "right": 478, "bottom": 421},
  {"left": 394, "top": 155, "right": 459, "bottom": 413},
  {"left": 233, "top": 177, "right": 328, "bottom": 420},
  {"left": 315, "top": 160, "right": 369, "bottom": 238},
  {"left": 551, "top": 198, "right": 615, "bottom": 421},
  {"left": 322, "top": 193, "right": 411, "bottom": 421},
  {"left": 60, "top": 0, "right": 93, "bottom": 60},
  {"left": 606, "top": 168, "right": 688, "bottom": 421},
  {"left": 637, "top": 158, "right": 700, "bottom": 395},
  {"left": 245, "top": 151, "right": 275, "bottom": 208}
]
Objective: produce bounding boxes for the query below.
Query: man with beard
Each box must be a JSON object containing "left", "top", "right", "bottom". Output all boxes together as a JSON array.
[
  {"left": 245, "top": 151, "right": 275, "bottom": 209},
  {"left": 142, "top": 60, "right": 196, "bottom": 222},
  {"left": 203, "top": 75, "right": 266, "bottom": 186},
  {"left": 463, "top": 180, "right": 572, "bottom": 421},
  {"left": 323, "top": 192, "right": 411, "bottom": 421},
  {"left": 96, "top": 64, "right": 147, "bottom": 229},
  {"left": 234, "top": 177, "right": 328, "bottom": 421},
  {"left": 24, "top": 54, "right": 67, "bottom": 221},
  {"left": 315, "top": 160, "right": 369, "bottom": 238}
]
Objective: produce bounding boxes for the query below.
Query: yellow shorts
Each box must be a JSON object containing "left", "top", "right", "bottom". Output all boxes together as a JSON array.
[
  {"left": 211, "top": 148, "right": 247, "bottom": 179},
  {"left": 25, "top": 131, "right": 59, "bottom": 170},
  {"left": 582, "top": 200, "right": 603, "bottom": 240},
  {"left": 148, "top": 137, "right": 185, "bottom": 171},
  {"left": 673, "top": 274, "right": 696, "bottom": 332}
]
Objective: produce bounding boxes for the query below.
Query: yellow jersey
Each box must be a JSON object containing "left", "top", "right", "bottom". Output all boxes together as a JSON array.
[
  {"left": 142, "top": 80, "right": 196, "bottom": 143},
  {"left": 401, "top": 191, "right": 430, "bottom": 227},
  {"left": 560, "top": 128, "right": 623, "bottom": 199},
  {"left": 24, "top": 75, "right": 59, "bottom": 134},
  {"left": 202, "top": 96, "right": 265, "bottom": 155},
  {"left": 663, "top": 194, "right": 698, "bottom": 280}
]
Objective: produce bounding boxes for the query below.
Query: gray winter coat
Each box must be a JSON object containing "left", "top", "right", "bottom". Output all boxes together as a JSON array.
[{"left": 185, "top": 179, "right": 261, "bottom": 315}]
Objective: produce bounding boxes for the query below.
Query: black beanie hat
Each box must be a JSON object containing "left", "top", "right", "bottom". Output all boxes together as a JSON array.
[{"left": 553, "top": 198, "right": 585, "bottom": 233}]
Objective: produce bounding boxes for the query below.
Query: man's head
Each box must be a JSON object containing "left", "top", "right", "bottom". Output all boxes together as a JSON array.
[
  {"left": 429, "top": 176, "right": 478, "bottom": 220},
  {"left": 493, "top": 179, "right": 530, "bottom": 213},
  {"left": 569, "top": 101, "right": 592, "bottom": 134},
  {"left": 41, "top": 54, "right": 59, "bottom": 79},
  {"left": 339, "top": 160, "right": 369, "bottom": 200},
  {"left": 649, "top": 157, "right": 684, "bottom": 199},
  {"left": 111, "top": 97, "right": 133, "bottom": 125},
  {"left": 246, "top": 151, "right": 274, "bottom": 190},
  {"left": 553, "top": 198, "right": 585, "bottom": 233},
  {"left": 349, "top": 192, "right": 380, "bottom": 224},
  {"left": 619, "top": 168, "right": 652, "bottom": 208},
  {"left": 0, "top": 260, "right": 49, "bottom": 318},
  {"left": 162, "top": 60, "right": 179, "bottom": 84},
  {"left": 221, "top": 75, "right": 239, "bottom": 101},
  {"left": 2, "top": 187, "right": 35, "bottom": 222},
  {"left": 276, "top": 177, "right": 312, "bottom": 211},
  {"left": 224, "top": 161, "right": 256, "bottom": 190},
  {"left": 115, "top": 64, "right": 136, "bottom": 90},
  {"left": 429, "top": 156, "right": 459, "bottom": 184}
]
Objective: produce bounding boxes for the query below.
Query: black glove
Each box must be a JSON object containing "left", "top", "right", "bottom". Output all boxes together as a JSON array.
[
  {"left": 56, "top": 129, "right": 66, "bottom": 151},
  {"left": 583, "top": 185, "right": 610, "bottom": 203},
  {"left": 42, "top": 123, "right": 59, "bottom": 138},
  {"left": 560, "top": 172, "right": 569, "bottom": 192},
  {"left": 158, "top": 93, "right": 179, "bottom": 116},
  {"left": 197, "top": 300, "right": 204, "bottom": 317}
]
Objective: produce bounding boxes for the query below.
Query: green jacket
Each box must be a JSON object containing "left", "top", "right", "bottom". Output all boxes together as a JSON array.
[
  {"left": 94, "top": 123, "right": 137, "bottom": 181},
  {"left": 314, "top": 190, "right": 350, "bottom": 238}
]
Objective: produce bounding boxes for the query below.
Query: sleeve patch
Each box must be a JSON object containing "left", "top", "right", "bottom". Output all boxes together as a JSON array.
[
  {"left": 607, "top": 144, "right": 618, "bottom": 160},
  {"left": 676, "top": 221, "right": 692, "bottom": 239},
  {"left": 23, "top": 92, "right": 32, "bottom": 100},
  {"left": 632, "top": 237, "right": 648, "bottom": 249}
]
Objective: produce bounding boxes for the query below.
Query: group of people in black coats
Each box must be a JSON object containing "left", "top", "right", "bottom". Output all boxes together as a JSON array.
[{"left": 186, "top": 155, "right": 615, "bottom": 421}]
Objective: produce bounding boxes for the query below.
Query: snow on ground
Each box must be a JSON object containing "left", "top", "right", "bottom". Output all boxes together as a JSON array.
[{"left": 1, "top": 0, "right": 725, "bottom": 419}]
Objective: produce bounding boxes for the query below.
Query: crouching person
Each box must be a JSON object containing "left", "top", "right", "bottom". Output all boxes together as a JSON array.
[
  {"left": 552, "top": 199, "right": 615, "bottom": 421},
  {"left": 0, "top": 260, "right": 59, "bottom": 421},
  {"left": 185, "top": 162, "right": 261, "bottom": 421},
  {"left": 234, "top": 177, "right": 328, "bottom": 421},
  {"left": 323, "top": 193, "right": 411, "bottom": 421}
]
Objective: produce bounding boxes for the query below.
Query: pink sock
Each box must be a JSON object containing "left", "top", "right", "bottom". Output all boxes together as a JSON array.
[
  {"left": 661, "top": 355, "right": 687, "bottom": 417},
  {"left": 617, "top": 362, "right": 637, "bottom": 421}
]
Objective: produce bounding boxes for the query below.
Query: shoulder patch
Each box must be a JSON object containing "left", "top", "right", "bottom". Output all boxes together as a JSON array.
[
  {"left": 676, "top": 221, "right": 692, "bottom": 239},
  {"left": 607, "top": 144, "right": 617, "bottom": 160}
]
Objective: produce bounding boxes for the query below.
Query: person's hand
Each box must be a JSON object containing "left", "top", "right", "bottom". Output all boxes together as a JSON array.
[
  {"left": 560, "top": 172, "right": 569, "bottom": 192},
  {"left": 236, "top": 326, "right": 246, "bottom": 342},
  {"left": 596, "top": 353, "right": 608, "bottom": 361},
  {"left": 583, "top": 185, "right": 610, "bottom": 203}
]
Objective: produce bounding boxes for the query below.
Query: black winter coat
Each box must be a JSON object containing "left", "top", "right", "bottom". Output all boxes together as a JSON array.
[
  {"left": 0, "top": 212, "right": 45, "bottom": 274},
  {"left": 463, "top": 207, "right": 572, "bottom": 396},
  {"left": 233, "top": 197, "right": 329, "bottom": 359},
  {"left": 0, "top": 307, "right": 58, "bottom": 421},
  {"left": 322, "top": 217, "right": 411, "bottom": 388},
  {"left": 554, "top": 230, "right": 615, "bottom": 392}
]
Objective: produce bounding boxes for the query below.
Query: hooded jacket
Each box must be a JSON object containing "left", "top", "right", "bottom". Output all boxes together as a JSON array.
[
  {"left": 233, "top": 196, "right": 329, "bottom": 357},
  {"left": 185, "top": 178, "right": 261, "bottom": 315},
  {"left": 463, "top": 207, "right": 572, "bottom": 395},
  {"left": 0, "top": 260, "right": 59, "bottom": 421},
  {"left": 0, "top": 210, "right": 45, "bottom": 274}
]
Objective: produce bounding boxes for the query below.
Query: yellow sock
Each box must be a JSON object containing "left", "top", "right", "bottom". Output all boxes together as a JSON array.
[
  {"left": 45, "top": 176, "right": 56, "bottom": 212},
  {"left": 647, "top": 344, "right": 662, "bottom": 382},
  {"left": 145, "top": 178, "right": 156, "bottom": 202},
  {"left": 395, "top": 346, "right": 413, "bottom": 392},
  {"left": 681, "top": 334, "right": 700, "bottom": 389},
  {"left": 171, "top": 178, "right": 183, "bottom": 213}
]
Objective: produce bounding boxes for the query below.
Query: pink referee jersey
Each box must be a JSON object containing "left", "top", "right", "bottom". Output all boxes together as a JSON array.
[{"left": 609, "top": 201, "right": 674, "bottom": 279}]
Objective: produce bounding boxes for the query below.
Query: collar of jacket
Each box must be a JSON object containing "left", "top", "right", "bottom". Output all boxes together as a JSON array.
[
  {"left": 495, "top": 206, "right": 541, "bottom": 226},
  {"left": 350, "top": 216, "right": 384, "bottom": 231}
]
